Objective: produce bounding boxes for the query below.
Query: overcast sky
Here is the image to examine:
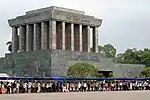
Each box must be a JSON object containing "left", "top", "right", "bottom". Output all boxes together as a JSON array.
[{"left": 0, "top": 0, "right": 149, "bottom": 57}]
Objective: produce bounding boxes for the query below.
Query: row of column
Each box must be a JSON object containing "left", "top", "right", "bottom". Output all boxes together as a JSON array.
[
  {"left": 12, "top": 20, "right": 99, "bottom": 53},
  {"left": 12, "top": 21, "right": 53, "bottom": 52}
]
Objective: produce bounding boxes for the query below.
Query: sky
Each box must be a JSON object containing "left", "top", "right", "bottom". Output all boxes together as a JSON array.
[{"left": 0, "top": 0, "right": 150, "bottom": 57}]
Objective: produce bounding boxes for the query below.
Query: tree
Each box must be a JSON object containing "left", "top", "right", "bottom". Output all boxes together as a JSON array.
[
  {"left": 67, "top": 62, "right": 98, "bottom": 78},
  {"left": 94, "top": 72, "right": 103, "bottom": 78},
  {"left": 116, "top": 53, "right": 124, "bottom": 63},
  {"left": 116, "top": 48, "right": 150, "bottom": 67},
  {"left": 6, "top": 41, "right": 12, "bottom": 52},
  {"left": 140, "top": 67, "right": 150, "bottom": 77},
  {"left": 117, "top": 48, "right": 143, "bottom": 64},
  {"left": 102, "top": 44, "right": 116, "bottom": 58},
  {"left": 123, "top": 48, "right": 139, "bottom": 64},
  {"left": 141, "top": 49, "right": 150, "bottom": 66},
  {"left": 108, "top": 72, "right": 113, "bottom": 78},
  {"left": 6, "top": 34, "right": 19, "bottom": 52},
  {"left": 90, "top": 45, "right": 103, "bottom": 53},
  {"left": 90, "top": 44, "right": 116, "bottom": 58}
]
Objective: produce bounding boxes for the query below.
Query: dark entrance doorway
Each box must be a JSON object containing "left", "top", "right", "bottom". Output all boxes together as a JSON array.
[{"left": 98, "top": 71, "right": 113, "bottom": 78}]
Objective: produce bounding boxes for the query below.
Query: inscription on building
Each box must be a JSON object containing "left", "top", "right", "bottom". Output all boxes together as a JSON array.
[{"left": 54, "top": 11, "right": 91, "bottom": 23}]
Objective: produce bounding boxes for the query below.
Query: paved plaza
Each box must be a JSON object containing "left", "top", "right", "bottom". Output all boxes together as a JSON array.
[{"left": 0, "top": 91, "right": 150, "bottom": 100}]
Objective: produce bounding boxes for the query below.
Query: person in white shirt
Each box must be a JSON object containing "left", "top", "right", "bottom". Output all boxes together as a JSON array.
[
  {"left": 120, "top": 81, "right": 123, "bottom": 91},
  {"left": 46, "top": 83, "right": 49, "bottom": 92},
  {"left": 28, "top": 82, "right": 32, "bottom": 93},
  {"left": 83, "top": 82, "right": 87, "bottom": 91},
  {"left": 78, "top": 82, "right": 81, "bottom": 92},
  {"left": 148, "top": 82, "right": 150, "bottom": 90},
  {"left": 16, "top": 82, "right": 20, "bottom": 93},
  {"left": 102, "top": 80, "right": 106, "bottom": 91},
  {"left": 135, "top": 81, "right": 138, "bottom": 90},
  {"left": 23, "top": 82, "right": 27, "bottom": 93},
  {"left": 62, "top": 83, "right": 67, "bottom": 92},
  {"left": 129, "top": 82, "right": 133, "bottom": 90},
  {"left": 95, "top": 82, "right": 99, "bottom": 91},
  {"left": 66, "top": 82, "right": 70, "bottom": 92},
  {"left": 37, "top": 82, "right": 41, "bottom": 93}
]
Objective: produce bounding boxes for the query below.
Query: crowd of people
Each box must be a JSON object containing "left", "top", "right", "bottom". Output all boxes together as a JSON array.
[{"left": 0, "top": 80, "right": 150, "bottom": 94}]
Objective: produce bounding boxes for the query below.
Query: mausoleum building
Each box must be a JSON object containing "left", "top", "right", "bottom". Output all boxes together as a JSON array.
[
  {"left": 9, "top": 6, "right": 101, "bottom": 53},
  {"left": 0, "top": 6, "right": 145, "bottom": 77}
]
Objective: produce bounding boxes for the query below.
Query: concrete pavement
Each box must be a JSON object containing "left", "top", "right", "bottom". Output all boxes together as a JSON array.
[{"left": 0, "top": 91, "right": 150, "bottom": 100}]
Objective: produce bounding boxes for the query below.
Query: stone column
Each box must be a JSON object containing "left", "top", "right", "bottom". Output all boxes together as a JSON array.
[
  {"left": 41, "top": 22, "right": 48, "bottom": 50},
  {"left": 33, "top": 23, "right": 41, "bottom": 51},
  {"left": 93, "top": 27, "right": 99, "bottom": 53},
  {"left": 26, "top": 24, "right": 33, "bottom": 51},
  {"left": 74, "top": 24, "right": 80, "bottom": 51},
  {"left": 71, "top": 23, "right": 74, "bottom": 51},
  {"left": 87, "top": 26, "right": 91, "bottom": 52},
  {"left": 65, "top": 23, "right": 71, "bottom": 50},
  {"left": 62, "top": 22, "right": 65, "bottom": 50},
  {"left": 12, "top": 27, "right": 18, "bottom": 53},
  {"left": 19, "top": 26, "right": 26, "bottom": 52},
  {"left": 79, "top": 24, "right": 82, "bottom": 51},
  {"left": 49, "top": 20, "right": 56, "bottom": 49},
  {"left": 95, "top": 27, "right": 99, "bottom": 53}
]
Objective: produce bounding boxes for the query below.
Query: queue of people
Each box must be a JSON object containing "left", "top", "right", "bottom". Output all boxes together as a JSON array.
[{"left": 1, "top": 80, "right": 150, "bottom": 94}]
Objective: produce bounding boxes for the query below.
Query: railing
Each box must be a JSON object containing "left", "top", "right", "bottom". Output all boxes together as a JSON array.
[{"left": 0, "top": 77, "right": 150, "bottom": 80}]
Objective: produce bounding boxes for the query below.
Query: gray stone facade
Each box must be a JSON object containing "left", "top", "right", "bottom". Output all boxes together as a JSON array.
[
  {"left": 0, "top": 50, "right": 145, "bottom": 77},
  {"left": 8, "top": 6, "right": 101, "bottom": 27},
  {"left": 8, "top": 6, "right": 102, "bottom": 53}
]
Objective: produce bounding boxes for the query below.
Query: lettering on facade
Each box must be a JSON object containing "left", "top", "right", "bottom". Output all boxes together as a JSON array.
[{"left": 54, "top": 11, "right": 91, "bottom": 23}]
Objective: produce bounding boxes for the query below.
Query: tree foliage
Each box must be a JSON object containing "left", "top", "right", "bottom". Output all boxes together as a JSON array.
[
  {"left": 117, "top": 48, "right": 150, "bottom": 66},
  {"left": 140, "top": 67, "right": 150, "bottom": 77},
  {"left": 94, "top": 72, "right": 104, "bottom": 78},
  {"left": 6, "top": 35, "right": 19, "bottom": 52},
  {"left": 90, "top": 44, "right": 116, "bottom": 58},
  {"left": 6, "top": 41, "right": 12, "bottom": 52},
  {"left": 108, "top": 72, "right": 113, "bottom": 78},
  {"left": 67, "top": 62, "right": 99, "bottom": 78},
  {"left": 102, "top": 44, "right": 116, "bottom": 58}
]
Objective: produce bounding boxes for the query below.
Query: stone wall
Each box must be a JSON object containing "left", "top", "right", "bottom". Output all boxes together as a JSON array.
[
  {"left": 51, "top": 50, "right": 119, "bottom": 77},
  {"left": 2, "top": 50, "right": 51, "bottom": 76},
  {"left": 116, "top": 64, "right": 145, "bottom": 78},
  {"left": 0, "top": 49, "right": 145, "bottom": 77},
  {"left": 0, "top": 57, "right": 5, "bottom": 72}
]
